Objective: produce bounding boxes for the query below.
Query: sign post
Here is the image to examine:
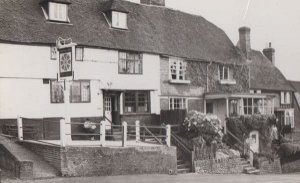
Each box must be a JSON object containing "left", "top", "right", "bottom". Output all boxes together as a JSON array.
[{"left": 56, "top": 37, "right": 77, "bottom": 145}]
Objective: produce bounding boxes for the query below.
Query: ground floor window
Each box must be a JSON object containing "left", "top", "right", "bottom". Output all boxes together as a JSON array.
[
  {"left": 169, "top": 98, "right": 186, "bottom": 110},
  {"left": 70, "top": 80, "right": 91, "bottom": 103},
  {"left": 124, "top": 91, "right": 150, "bottom": 113},
  {"left": 50, "top": 80, "right": 64, "bottom": 103}
]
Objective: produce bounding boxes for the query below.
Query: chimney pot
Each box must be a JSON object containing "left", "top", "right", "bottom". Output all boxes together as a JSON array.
[{"left": 263, "top": 42, "right": 275, "bottom": 65}]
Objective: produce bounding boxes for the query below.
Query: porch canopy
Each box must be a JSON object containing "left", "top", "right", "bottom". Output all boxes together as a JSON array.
[{"left": 204, "top": 92, "right": 275, "bottom": 117}]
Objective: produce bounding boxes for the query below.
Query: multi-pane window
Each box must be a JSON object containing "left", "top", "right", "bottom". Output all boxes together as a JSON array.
[
  {"left": 285, "top": 110, "right": 295, "bottom": 128},
  {"left": 281, "top": 92, "right": 291, "bottom": 104},
  {"left": 112, "top": 11, "right": 127, "bottom": 29},
  {"left": 50, "top": 46, "right": 57, "bottom": 60},
  {"left": 219, "top": 66, "right": 233, "bottom": 80},
  {"left": 169, "top": 58, "right": 187, "bottom": 81},
  {"left": 124, "top": 91, "right": 150, "bottom": 113},
  {"left": 50, "top": 80, "right": 64, "bottom": 103},
  {"left": 242, "top": 98, "right": 273, "bottom": 115},
  {"left": 75, "top": 47, "right": 84, "bottom": 61},
  {"left": 49, "top": 2, "right": 68, "bottom": 22},
  {"left": 119, "top": 52, "right": 143, "bottom": 74},
  {"left": 243, "top": 98, "right": 253, "bottom": 115},
  {"left": 70, "top": 81, "right": 90, "bottom": 103},
  {"left": 169, "top": 98, "right": 186, "bottom": 110}
]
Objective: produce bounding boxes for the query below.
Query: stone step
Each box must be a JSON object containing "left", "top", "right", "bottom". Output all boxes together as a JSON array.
[
  {"left": 246, "top": 169, "right": 261, "bottom": 175},
  {"left": 177, "top": 163, "right": 189, "bottom": 169},
  {"left": 177, "top": 168, "right": 190, "bottom": 174}
]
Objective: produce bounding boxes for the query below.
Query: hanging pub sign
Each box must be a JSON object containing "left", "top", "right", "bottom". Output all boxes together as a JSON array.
[
  {"left": 56, "top": 37, "right": 76, "bottom": 79},
  {"left": 59, "top": 47, "right": 73, "bottom": 77}
]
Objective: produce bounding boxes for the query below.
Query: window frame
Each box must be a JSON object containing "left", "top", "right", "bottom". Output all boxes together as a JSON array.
[
  {"left": 48, "top": 2, "right": 69, "bottom": 23},
  {"left": 118, "top": 52, "right": 143, "bottom": 75},
  {"left": 70, "top": 80, "right": 91, "bottom": 103},
  {"left": 169, "top": 57, "right": 189, "bottom": 83},
  {"left": 218, "top": 65, "right": 236, "bottom": 84},
  {"left": 169, "top": 97, "right": 187, "bottom": 110},
  {"left": 50, "top": 80, "right": 64, "bottom": 104},
  {"left": 75, "top": 46, "right": 84, "bottom": 61},
  {"left": 281, "top": 91, "right": 291, "bottom": 105},
  {"left": 123, "top": 91, "right": 150, "bottom": 114},
  {"left": 111, "top": 11, "right": 128, "bottom": 30}
]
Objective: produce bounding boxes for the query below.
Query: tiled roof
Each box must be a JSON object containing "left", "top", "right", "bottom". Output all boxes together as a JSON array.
[
  {"left": 248, "top": 50, "right": 294, "bottom": 91},
  {"left": 0, "top": 0, "right": 244, "bottom": 64}
]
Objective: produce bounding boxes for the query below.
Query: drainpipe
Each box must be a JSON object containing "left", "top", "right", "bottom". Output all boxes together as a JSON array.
[{"left": 206, "top": 61, "right": 213, "bottom": 92}]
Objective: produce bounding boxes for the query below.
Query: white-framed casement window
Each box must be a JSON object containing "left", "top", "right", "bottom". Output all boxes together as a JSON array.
[
  {"left": 50, "top": 46, "right": 57, "bottom": 60},
  {"left": 169, "top": 57, "right": 190, "bottom": 84},
  {"left": 70, "top": 80, "right": 91, "bottom": 103},
  {"left": 285, "top": 109, "right": 295, "bottom": 128},
  {"left": 75, "top": 47, "right": 84, "bottom": 61},
  {"left": 48, "top": 2, "right": 68, "bottom": 22},
  {"left": 169, "top": 98, "right": 187, "bottom": 110},
  {"left": 218, "top": 65, "right": 236, "bottom": 84},
  {"left": 118, "top": 52, "right": 143, "bottom": 74},
  {"left": 281, "top": 91, "right": 291, "bottom": 104},
  {"left": 112, "top": 11, "right": 128, "bottom": 29},
  {"left": 50, "top": 80, "right": 64, "bottom": 103}
]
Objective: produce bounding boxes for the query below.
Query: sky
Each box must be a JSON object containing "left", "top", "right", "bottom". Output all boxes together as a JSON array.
[{"left": 165, "top": 0, "right": 300, "bottom": 81}]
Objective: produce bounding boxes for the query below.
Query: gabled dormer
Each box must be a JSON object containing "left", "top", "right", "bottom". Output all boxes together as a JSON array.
[
  {"left": 40, "top": 0, "right": 71, "bottom": 23},
  {"left": 103, "top": 0, "right": 129, "bottom": 30}
]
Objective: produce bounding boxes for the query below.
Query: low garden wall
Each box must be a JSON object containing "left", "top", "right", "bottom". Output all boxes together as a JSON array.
[
  {"left": 253, "top": 157, "right": 281, "bottom": 174},
  {"left": 281, "top": 153, "right": 300, "bottom": 173},
  {"left": 20, "top": 141, "right": 177, "bottom": 177},
  {"left": 194, "top": 158, "right": 244, "bottom": 174}
]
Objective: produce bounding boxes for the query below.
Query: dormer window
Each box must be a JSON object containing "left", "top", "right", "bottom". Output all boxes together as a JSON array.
[
  {"left": 49, "top": 2, "right": 68, "bottom": 22},
  {"left": 112, "top": 11, "right": 128, "bottom": 29},
  {"left": 40, "top": 0, "right": 70, "bottom": 23}
]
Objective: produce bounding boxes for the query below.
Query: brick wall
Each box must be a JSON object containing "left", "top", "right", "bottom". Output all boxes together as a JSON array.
[
  {"left": 253, "top": 157, "right": 282, "bottom": 174},
  {"left": 19, "top": 141, "right": 61, "bottom": 171},
  {"left": 160, "top": 58, "right": 205, "bottom": 97},
  {"left": 281, "top": 153, "right": 300, "bottom": 173},
  {"left": 194, "top": 158, "right": 244, "bottom": 174},
  {"left": 0, "top": 144, "right": 33, "bottom": 180}
]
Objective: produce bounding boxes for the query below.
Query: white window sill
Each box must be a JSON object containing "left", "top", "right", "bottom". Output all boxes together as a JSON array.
[
  {"left": 169, "top": 79, "right": 191, "bottom": 84},
  {"left": 219, "top": 79, "right": 236, "bottom": 85}
]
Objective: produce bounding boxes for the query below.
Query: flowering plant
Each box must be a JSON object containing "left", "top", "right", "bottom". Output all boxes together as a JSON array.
[
  {"left": 182, "top": 110, "right": 223, "bottom": 145},
  {"left": 83, "top": 121, "right": 97, "bottom": 132}
]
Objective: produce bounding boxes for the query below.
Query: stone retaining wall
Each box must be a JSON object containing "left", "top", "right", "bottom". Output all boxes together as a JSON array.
[
  {"left": 253, "top": 157, "right": 281, "bottom": 174},
  {"left": 20, "top": 141, "right": 177, "bottom": 177},
  {"left": 194, "top": 158, "right": 244, "bottom": 174},
  {"left": 281, "top": 153, "right": 300, "bottom": 173}
]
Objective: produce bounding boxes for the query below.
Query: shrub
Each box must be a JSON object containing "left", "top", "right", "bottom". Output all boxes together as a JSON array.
[{"left": 182, "top": 111, "right": 223, "bottom": 145}]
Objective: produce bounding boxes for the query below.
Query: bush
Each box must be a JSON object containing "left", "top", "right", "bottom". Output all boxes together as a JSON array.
[{"left": 182, "top": 111, "right": 223, "bottom": 145}]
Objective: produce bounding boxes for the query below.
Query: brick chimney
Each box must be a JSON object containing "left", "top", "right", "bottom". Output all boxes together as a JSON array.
[
  {"left": 140, "top": 0, "right": 165, "bottom": 6},
  {"left": 263, "top": 42, "right": 275, "bottom": 65},
  {"left": 238, "top": 27, "right": 251, "bottom": 60}
]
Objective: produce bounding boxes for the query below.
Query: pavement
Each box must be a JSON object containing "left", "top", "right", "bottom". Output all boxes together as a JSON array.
[{"left": 3, "top": 173, "right": 300, "bottom": 183}]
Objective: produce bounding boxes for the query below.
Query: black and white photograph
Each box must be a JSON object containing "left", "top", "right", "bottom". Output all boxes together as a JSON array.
[{"left": 0, "top": 0, "right": 300, "bottom": 182}]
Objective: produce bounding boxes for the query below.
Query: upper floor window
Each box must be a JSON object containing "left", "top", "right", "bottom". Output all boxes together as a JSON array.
[
  {"left": 218, "top": 65, "right": 236, "bottom": 84},
  {"left": 112, "top": 11, "right": 127, "bottom": 29},
  {"left": 169, "top": 98, "right": 187, "bottom": 110},
  {"left": 50, "top": 80, "right": 64, "bottom": 103},
  {"left": 281, "top": 91, "right": 291, "bottom": 104},
  {"left": 75, "top": 47, "right": 84, "bottom": 61},
  {"left": 48, "top": 2, "right": 68, "bottom": 22},
  {"left": 124, "top": 91, "right": 150, "bottom": 113},
  {"left": 70, "top": 81, "right": 91, "bottom": 103},
  {"left": 119, "top": 52, "right": 143, "bottom": 74},
  {"left": 169, "top": 57, "right": 190, "bottom": 84}
]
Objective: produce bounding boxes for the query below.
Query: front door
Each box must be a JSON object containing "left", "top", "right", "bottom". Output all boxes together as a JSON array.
[
  {"left": 104, "top": 97, "right": 112, "bottom": 122},
  {"left": 249, "top": 131, "right": 259, "bottom": 153}
]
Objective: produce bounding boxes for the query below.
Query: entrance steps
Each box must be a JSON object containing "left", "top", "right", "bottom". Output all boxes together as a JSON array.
[
  {"left": 176, "top": 150, "right": 191, "bottom": 174},
  {"left": 240, "top": 158, "right": 261, "bottom": 175},
  {"left": 0, "top": 135, "right": 58, "bottom": 180}
]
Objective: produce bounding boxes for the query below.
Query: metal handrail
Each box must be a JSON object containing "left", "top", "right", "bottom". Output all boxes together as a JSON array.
[{"left": 226, "top": 128, "right": 255, "bottom": 155}]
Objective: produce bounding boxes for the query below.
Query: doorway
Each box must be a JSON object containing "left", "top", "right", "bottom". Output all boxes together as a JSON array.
[
  {"left": 103, "top": 91, "right": 121, "bottom": 125},
  {"left": 249, "top": 131, "right": 259, "bottom": 153}
]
